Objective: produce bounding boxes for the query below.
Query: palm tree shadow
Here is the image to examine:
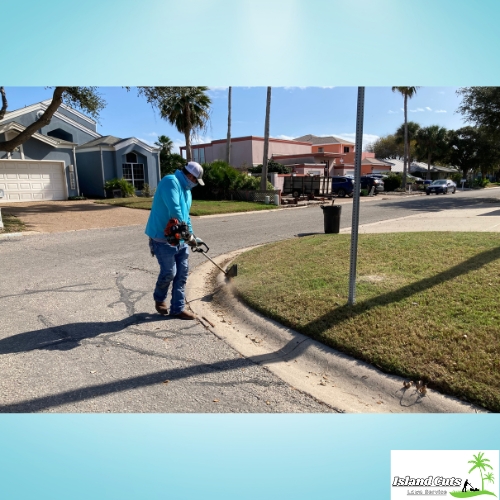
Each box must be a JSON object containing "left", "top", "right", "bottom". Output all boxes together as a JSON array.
[{"left": 0, "top": 313, "right": 166, "bottom": 355}]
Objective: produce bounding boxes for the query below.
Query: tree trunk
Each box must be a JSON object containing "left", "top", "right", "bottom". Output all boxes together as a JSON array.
[
  {"left": 261, "top": 87, "right": 272, "bottom": 192},
  {"left": 0, "top": 87, "right": 68, "bottom": 152},
  {"left": 403, "top": 94, "right": 408, "bottom": 190},
  {"left": 226, "top": 86, "right": 232, "bottom": 165},
  {"left": 427, "top": 152, "right": 431, "bottom": 180},
  {"left": 184, "top": 102, "right": 192, "bottom": 161},
  {"left": 0, "top": 87, "right": 8, "bottom": 120}
]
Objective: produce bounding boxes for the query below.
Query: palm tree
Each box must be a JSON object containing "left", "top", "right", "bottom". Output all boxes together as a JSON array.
[
  {"left": 468, "top": 452, "right": 493, "bottom": 491},
  {"left": 159, "top": 87, "right": 211, "bottom": 162},
  {"left": 395, "top": 121, "right": 420, "bottom": 163},
  {"left": 155, "top": 135, "right": 173, "bottom": 154},
  {"left": 226, "top": 86, "right": 232, "bottom": 165},
  {"left": 392, "top": 87, "right": 420, "bottom": 189},
  {"left": 484, "top": 472, "right": 494, "bottom": 489},
  {"left": 261, "top": 86, "right": 272, "bottom": 192},
  {"left": 414, "top": 125, "right": 448, "bottom": 180}
]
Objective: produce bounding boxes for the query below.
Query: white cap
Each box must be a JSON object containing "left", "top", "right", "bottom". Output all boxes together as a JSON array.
[{"left": 185, "top": 161, "right": 205, "bottom": 186}]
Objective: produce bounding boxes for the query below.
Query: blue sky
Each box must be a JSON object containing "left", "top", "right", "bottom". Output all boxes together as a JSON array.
[{"left": 4, "top": 86, "right": 467, "bottom": 153}]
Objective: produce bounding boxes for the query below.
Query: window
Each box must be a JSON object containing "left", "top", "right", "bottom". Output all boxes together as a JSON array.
[
  {"left": 344, "top": 146, "right": 350, "bottom": 153},
  {"left": 318, "top": 147, "right": 324, "bottom": 153},
  {"left": 47, "top": 128, "right": 73, "bottom": 142},
  {"left": 193, "top": 148, "right": 205, "bottom": 163},
  {"left": 123, "top": 163, "right": 145, "bottom": 190},
  {"left": 126, "top": 152, "right": 138, "bottom": 163}
]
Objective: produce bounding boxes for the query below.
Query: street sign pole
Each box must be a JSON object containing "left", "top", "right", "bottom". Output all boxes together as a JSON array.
[{"left": 348, "top": 87, "right": 365, "bottom": 306}]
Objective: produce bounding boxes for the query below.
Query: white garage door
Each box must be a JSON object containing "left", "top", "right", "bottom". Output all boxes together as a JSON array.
[{"left": 0, "top": 160, "right": 67, "bottom": 203}]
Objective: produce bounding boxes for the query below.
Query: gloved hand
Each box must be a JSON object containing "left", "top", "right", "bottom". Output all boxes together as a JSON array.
[{"left": 187, "top": 235, "right": 203, "bottom": 248}]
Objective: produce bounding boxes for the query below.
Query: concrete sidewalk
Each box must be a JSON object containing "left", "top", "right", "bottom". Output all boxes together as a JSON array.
[
  {"left": 187, "top": 205, "right": 498, "bottom": 413},
  {"left": 340, "top": 204, "right": 500, "bottom": 234}
]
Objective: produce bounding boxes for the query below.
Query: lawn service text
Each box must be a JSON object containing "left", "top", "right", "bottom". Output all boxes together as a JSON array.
[{"left": 392, "top": 476, "right": 462, "bottom": 487}]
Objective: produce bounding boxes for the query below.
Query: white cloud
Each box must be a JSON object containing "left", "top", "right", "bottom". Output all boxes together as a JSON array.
[
  {"left": 273, "top": 134, "right": 296, "bottom": 140},
  {"left": 137, "top": 137, "right": 157, "bottom": 147},
  {"left": 170, "top": 138, "right": 186, "bottom": 154},
  {"left": 435, "top": 109, "right": 447, "bottom": 113},
  {"left": 388, "top": 110, "right": 398, "bottom": 114},
  {"left": 410, "top": 108, "right": 425, "bottom": 112},
  {"left": 425, "top": 107, "right": 432, "bottom": 111},
  {"left": 283, "top": 86, "right": 307, "bottom": 90},
  {"left": 207, "top": 88, "right": 228, "bottom": 98},
  {"left": 333, "top": 133, "right": 380, "bottom": 150},
  {"left": 192, "top": 134, "right": 213, "bottom": 145}
]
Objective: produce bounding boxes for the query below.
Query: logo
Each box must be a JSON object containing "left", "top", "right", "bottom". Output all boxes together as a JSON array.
[{"left": 391, "top": 451, "right": 499, "bottom": 499}]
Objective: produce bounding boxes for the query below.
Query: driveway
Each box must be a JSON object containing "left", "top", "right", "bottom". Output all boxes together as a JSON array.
[{"left": 0, "top": 200, "right": 149, "bottom": 233}]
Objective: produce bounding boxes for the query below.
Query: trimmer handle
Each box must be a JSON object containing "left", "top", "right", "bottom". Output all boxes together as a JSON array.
[{"left": 193, "top": 241, "right": 209, "bottom": 253}]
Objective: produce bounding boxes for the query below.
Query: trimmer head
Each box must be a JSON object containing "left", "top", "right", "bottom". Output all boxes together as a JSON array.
[{"left": 226, "top": 264, "right": 238, "bottom": 278}]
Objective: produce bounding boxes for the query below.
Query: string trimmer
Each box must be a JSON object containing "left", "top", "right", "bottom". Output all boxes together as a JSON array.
[{"left": 192, "top": 241, "right": 238, "bottom": 278}]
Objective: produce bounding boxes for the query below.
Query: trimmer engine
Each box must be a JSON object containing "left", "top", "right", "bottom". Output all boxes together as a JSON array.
[{"left": 164, "top": 218, "right": 190, "bottom": 244}]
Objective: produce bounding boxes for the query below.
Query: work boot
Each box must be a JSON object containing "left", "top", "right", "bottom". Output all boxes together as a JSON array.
[
  {"left": 155, "top": 301, "right": 169, "bottom": 315},
  {"left": 170, "top": 310, "right": 196, "bottom": 320}
]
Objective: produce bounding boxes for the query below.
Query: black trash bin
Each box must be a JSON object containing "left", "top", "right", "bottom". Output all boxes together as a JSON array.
[{"left": 321, "top": 204, "right": 342, "bottom": 234}]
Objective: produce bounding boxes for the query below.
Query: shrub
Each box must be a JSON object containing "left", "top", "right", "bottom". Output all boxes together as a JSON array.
[
  {"left": 474, "top": 177, "right": 489, "bottom": 188},
  {"left": 360, "top": 189, "right": 369, "bottom": 196},
  {"left": 383, "top": 173, "right": 402, "bottom": 191},
  {"left": 141, "top": 183, "right": 155, "bottom": 197},
  {"left": 450, "top": 172, "right": 462, "bottom": 185},
  {"left": 248, "top": 159, "right": 291, "bottom": 174},
  {"left": 193, "top": 160, "right": 276, "bottom": 199},
  {"left": 104, "top": 178, "right": 135, "bottom": 197}
]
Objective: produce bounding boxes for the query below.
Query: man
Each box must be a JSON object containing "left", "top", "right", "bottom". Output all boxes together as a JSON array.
[{"left": 145, "top": 161, "right": 204, "bottom": 320}]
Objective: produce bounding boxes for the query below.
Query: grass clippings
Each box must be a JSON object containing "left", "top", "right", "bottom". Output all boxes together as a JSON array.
[
  {"left": 95, "top": 198, "right": 278, "bottom": 216},
  {"left": 232, "top": 232, "right": 500, "bottom": 412}
]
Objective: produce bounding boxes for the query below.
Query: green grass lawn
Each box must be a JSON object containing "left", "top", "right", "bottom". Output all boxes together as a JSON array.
[
  {"left": 0, "top": 212, "right": 26, "bottom": 233},
  {"left": 95, "top": 198, "right": 279, "bottom": 216},
  {"left": 231, "top": 232, "right": 500, "bottom": 412}
]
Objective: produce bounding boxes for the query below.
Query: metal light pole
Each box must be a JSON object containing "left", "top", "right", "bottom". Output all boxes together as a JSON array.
[
  {"left": 348, "top": 87, "right": 365, "bottom": 306},
  {"left": 261, "top": 87, "right": 272, "bottom": 192}
]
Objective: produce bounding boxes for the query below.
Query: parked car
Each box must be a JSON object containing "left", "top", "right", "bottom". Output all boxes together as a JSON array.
[
  {"left": 445, "top": 179, "right": 457, "bottom": 193},
  {"left": 360, "top": 175, "right": 384, "bottom": 194},
  {"left": 425, "top": 179, "right": 456, "bottom": 195},
  {"left": 331, "top": 176, "right": 356, "bottom": 197}
]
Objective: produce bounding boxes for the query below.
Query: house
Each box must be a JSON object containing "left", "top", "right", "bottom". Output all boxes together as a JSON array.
[
  {"left": 0, "top": 100, "right": 160, "bottom": 202},
  {"left": 294, "top": 134, "right": 355, "bottom": 155},
  {"left": 384, "top": 159, "right": 458, "bottom": 180},
  {"left": 181, "top": 136, "right": 313, "bottom": 170}
]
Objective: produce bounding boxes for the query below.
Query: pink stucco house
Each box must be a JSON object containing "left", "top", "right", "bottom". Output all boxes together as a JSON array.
[
  {"left": 180, "top": 134, "right": 392, "bottom": 176},
  {"left": 180, "top": 136, "right": 312, "bottom": 170}
]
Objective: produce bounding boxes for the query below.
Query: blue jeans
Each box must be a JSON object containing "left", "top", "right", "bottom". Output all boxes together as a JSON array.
[{"left": 150, "top": 240, "right": 190, "bottom": 315}]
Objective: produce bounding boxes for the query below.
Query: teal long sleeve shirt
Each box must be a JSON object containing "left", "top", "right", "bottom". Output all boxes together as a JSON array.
[{"left": 145, "top": 170, "right": 193, "bottom": 240}]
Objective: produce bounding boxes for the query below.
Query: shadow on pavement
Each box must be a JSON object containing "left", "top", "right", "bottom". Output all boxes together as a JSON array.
[{"left": 0, "top": 313, "right": 165, "bottom": 355}]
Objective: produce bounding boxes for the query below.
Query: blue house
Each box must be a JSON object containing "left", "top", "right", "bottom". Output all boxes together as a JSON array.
[{"left": 0, "top": 100, "right": 160, "bottom": 202}]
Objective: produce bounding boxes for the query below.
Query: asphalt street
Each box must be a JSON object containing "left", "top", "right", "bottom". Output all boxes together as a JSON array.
[{"left": 1, "top": 189, "right": 499, "bottom": 413}]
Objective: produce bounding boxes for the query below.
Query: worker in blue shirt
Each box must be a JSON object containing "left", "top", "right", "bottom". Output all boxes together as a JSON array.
[{"left": 145, "top": 161, "right": 204, "bottom": 320}]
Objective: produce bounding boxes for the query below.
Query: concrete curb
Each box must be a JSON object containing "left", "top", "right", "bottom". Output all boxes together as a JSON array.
[
  {"left": 0, "top": 231, "right": 40, "bottom": 240},
  {"left": 186, "top": 248, "right": 485, "bottom": 414}
]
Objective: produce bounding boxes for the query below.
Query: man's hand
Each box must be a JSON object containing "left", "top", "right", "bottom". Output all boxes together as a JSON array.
[{"left": 187, "top": 235, "right": 203, "bottom": 248}]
